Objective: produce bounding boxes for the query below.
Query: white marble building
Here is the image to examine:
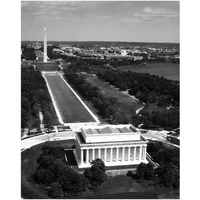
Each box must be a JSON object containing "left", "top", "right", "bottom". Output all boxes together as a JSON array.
[{"left": 74, "top": 124, "right": 148, "bottom": 168}]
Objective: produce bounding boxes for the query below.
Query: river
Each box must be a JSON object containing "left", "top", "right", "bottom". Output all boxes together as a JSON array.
[{"left": 120, "top": 62, "right": 179, "bottom": 81}]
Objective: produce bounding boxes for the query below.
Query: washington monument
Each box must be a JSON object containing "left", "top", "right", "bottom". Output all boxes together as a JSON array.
[{"left": 43, "top": 27, "right": 47, "bottom": 62}]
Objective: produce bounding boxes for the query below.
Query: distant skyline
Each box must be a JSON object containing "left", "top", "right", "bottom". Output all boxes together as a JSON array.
[{"left": 21, "top": 1, "right": 179, "bottom": 43}]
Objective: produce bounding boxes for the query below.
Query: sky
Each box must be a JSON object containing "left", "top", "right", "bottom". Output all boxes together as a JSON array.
[{"left": 21, "top": 1, "right": 179, "bottom": 43}]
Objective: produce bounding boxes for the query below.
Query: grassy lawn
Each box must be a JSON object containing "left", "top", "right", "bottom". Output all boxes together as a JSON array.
[
  {"left": 83, "top": 74, "right": 142, "bottom": 116},
  {"left": 45, "top": 75, "right": 96, "bottom": 123},
  {"left": 80, "top": 175, "right": 179, "bottom": 199},
  {"left": 119, "top": 62, "right": 179, "bottom": 81}
]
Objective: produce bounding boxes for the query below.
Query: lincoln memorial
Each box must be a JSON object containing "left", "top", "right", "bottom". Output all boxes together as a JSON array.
[{"left": 74, "top": 124, "right": 148, "bottom": 168}]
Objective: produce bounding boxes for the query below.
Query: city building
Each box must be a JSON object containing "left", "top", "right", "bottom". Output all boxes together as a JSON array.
[
  {"left": 104, "top": 55, "right": 132, "bottom": 61},
  {"left": 52, "top": 48, "right": 64, "bottom": 54},
  {"left": 74, "top": 124, "right": 148, "bottom": 168}
]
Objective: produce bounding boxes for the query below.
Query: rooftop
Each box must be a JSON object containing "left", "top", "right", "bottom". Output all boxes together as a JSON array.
[
  {"left": 76, "top": 132, "right": 147, "bottom": 146},
  {"left": 85, "top": 126, "right": 137, "bottom": 135},
  {"left": 79, "top": 124, "right": 147, "bottom": 144}
]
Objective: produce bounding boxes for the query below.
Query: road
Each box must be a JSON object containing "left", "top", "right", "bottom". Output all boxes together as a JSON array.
[
  {"left": 21, "top": 131, "right": 76, "bottom": 151},
  {"left": 139, "top": 129, "right": 179, "bottom": 148},
  {"left": 136, "top": 104, "right": 145, "bottom": 114}
]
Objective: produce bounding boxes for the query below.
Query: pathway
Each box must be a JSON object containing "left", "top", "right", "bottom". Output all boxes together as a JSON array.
[
  {"left": 21, "top": 131, "right": 76, "bottom": 151},
  {"left": 139, "top": 129, "right": 180, "bottom": 148},
  {"left": 136, "top": 104, "right": 145, "bottom": 114}
]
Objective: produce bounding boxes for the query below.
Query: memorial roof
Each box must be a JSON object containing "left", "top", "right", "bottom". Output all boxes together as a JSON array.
[
  {"left": 84, "top": 126, "right": 137, "bottom": 135},
  {"left": 76, "top": 132, "right": 147, "bottom": 145}
]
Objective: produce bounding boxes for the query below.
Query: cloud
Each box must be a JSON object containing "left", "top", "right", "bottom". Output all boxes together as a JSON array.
[
  {"left": 22, "top": 1, "right": 95, "bottom": 12},
  {"left": 134, "top": 7, "right": 179, "bottom": 21},
  {"left": 21, "top": 0, "right": 98, "bottom": 21},
  {"left": 21, "top": 1, "right": 30, "bottom": 7}
]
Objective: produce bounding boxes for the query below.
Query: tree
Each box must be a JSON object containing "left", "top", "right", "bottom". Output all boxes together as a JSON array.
[
  {"left": 136, "top": 162, "right": 147, "bottom": 179},
  {"left": 83, "top": 168, "right": 93, "bottom": 182},
  {"left": 32, "top": 118, "right": 40, "bottom": 130},
  {"left": 152, "top": 111, "right": 161, "bottom": 125},
  {"left": 91, "top": 167, "right": 107, "bottom": 186},
  {"left": 57, "top": 165, "right": 87, "bottom": 195},
  {"left": 84, "top": 159, "right": 107, "bottom": 187},
  {"left": 91, "top": 159, "right": 106, "bottom": 172},
  {"left": 37, "top": 155, "right": 57, "bottom": 169},
  {"left": 145, "top": 163, "right": 154, "bottom": 180},
  {"left": 160, "top": 163, "right": 179, "bottom": 188},
  {"left": 126, "top": 170, "right": 133, "bottom": 177},
  {"left": 34, "top": 168, "right": 55, "bottom": 185},
  {"left": 105, "top": 105, "right": 118, "bottom": 118},
  {"left": 33, "top": 145, "right": 89, "bottom": 198},
  {"left": 136, "top": 162, "right": 154, "bottom": 180},
  {"left": 131, "top": 114, "right": 142, "bottom": 127},
  {"left": 21, "top": 108, "right": 30, "bottom": 128},
  {"left": 113, "top": 112, "right": 125, "bottom": 124},
  {"left": 49, "top": 182, "right": 64, "bottom": 198},
  {"left": 21, "top": 97, "right": 30, "bottom": 112},
  {"left": 43, "top": 110, "right": 53, "bottom": 128}
]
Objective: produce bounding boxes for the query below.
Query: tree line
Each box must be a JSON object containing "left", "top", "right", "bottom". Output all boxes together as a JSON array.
[
  {"left": 97, "top": 69, "right": 179, "bottom": 106},
  {"left": 96, "top": 69, "right": 179, "bottom": 130},
  {"left": 31, "top": 145, "right": 107, "bottom": 198},
  {"left": 21, "top": 66, "right": 58, "bottom": 131},
  {"left": 21, "top": 47, "right": 36, "bottom": 60}
]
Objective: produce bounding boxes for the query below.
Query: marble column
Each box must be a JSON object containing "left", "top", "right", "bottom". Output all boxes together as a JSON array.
[
  {"left": 134, "top": 147, "right": 136, "bottom": 161},
  {"left": 141, "top": 146, "right": 144, "bottom": 160},
  {"left": 127, "top": 147, "right": 130, "bottom": 161},
  {"left": 81, "top": 149, "right": 83, "bottom": 164},
  {"left": 116, "top": 147, "right": 119, "bottom": 162},
  {"left": 122, "top": 147, "right": 125, "bottom": 161},
  {"left": 92, "top": 149, "right": 95, "bottom": 160},
  {"left": 105, "top": 148, "right": 107, "bottom": 162},
  {"left": 86, "top": 149, "right": 89, "bottom": 164},
  {"left": 110, "top": 148, "right": 113, "bottom": 162},
  {"left": 98, "top": 148, "right": 101, "bottom": 159},
  {"left": 145, "top": 146, "right": 147, "bottom": 159},
  {"left": 139, "top": 146, "right": 142, "bottom": 161}
]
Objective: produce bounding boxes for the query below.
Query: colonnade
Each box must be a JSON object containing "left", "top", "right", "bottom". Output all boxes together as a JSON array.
[{"left": 80, "top": 145, "right": 147, "bottom": 165}]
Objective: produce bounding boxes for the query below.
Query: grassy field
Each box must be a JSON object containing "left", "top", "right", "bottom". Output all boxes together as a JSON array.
[
  {"left": 32, "top": 62, "right": 60, "bottom": 71},
  {"left": 83, "top": 74, "right": 143, "bottom": 116},
  {"left": 21, "top": 140, "right": 75, "bottom": 199},
  {"left": 80, "top": 175, "right": 179, "bottom": 199},
  {"left": 45, "top": 75, "right": 96, "bottom": 123},
  {"left": 120, "top": 62, "right": 179, "bottom": 81}
]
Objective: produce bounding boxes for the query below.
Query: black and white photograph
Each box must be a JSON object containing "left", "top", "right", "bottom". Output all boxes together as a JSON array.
[{"left": 20, "top": 0, "right": 181, "bottom": 199}]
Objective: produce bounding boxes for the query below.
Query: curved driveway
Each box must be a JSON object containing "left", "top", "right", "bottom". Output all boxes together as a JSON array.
[{"left": 21, "top": 131, "right": 75, "bottom": 151}]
